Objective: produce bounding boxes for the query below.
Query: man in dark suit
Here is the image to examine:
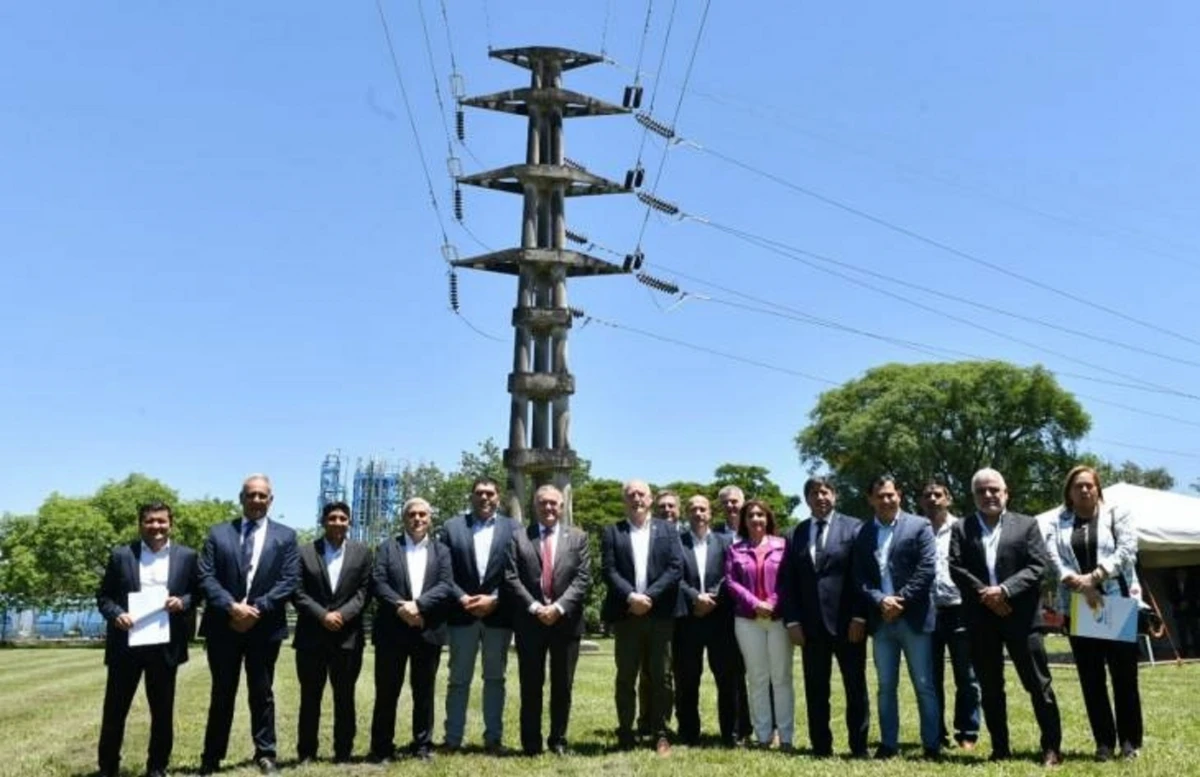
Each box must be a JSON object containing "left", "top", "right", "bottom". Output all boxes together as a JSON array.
[
  {"left": 851, "top": 475, "right": 941, "bottom": 760},
  {"left": 601, "top": 479, "right": 683, "bottom": 755},
  {"left": 437, "top": 477, "right": 521, "bottom": 752},
  {"left": 504, "top": 484, "right": 592, "bottom": 755},
  {"left": 96, "top": 501, "right": 199, "bottom": 777},
  {"left": 949, "top": 467, "right": 1063, "bottom": 767},
  {"left": 713, "top": 484, "right": 752, "bottom": 742},
  {"left": 291, "top": 500, "right": 372, "bottom": 763},
  {"left": 779, "top": 476, "right": 870, "bottom": 758},
  {"left": 672, "top": 495, "right": 736, "bottom": 746},
  {"left": 198, "top": 474, "right": 300, "bottom": 776},
  {"left": 370, "top": 497, "right": 454, "bottom": 762}
]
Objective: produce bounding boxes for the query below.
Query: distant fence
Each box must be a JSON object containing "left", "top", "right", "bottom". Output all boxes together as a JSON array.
[{"left": 2, "top": 608, "right": 107, "bottom": 642}]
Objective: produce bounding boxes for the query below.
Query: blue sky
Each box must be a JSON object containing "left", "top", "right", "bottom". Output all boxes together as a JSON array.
[{"left": 3, "top": 2, "right": 1199, "bottom": 528}]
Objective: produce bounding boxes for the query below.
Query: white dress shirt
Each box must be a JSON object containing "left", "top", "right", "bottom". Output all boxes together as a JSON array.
[
  {"left": 242, "top": 517, "right": 268, "bottom": 591},
  {"left": 933, "top": 516, "right": 962, "bottom": 607},
  {"left": 471, "top": 516, "right": 496, "bottom": 586},
  {"left": 139, "top": 541, "right": 171, "bottom": 588},
  {"left": 323, "top": 540, "right": 345, "bottom": 592},
  {"left": 691, "top": 530, "right": 710, "bottom": 594},
  {"left": 874, "top": 518, "right": 896, "bottom": 596},
  {"left": 976, "top": 514, "right": 1003, "bottom": 587},
  {"left": 629, "top": 519, "right": 652, "bottom": 594},
  {"left": 405, "top": 533, "right": 430, "bottom": 601}
]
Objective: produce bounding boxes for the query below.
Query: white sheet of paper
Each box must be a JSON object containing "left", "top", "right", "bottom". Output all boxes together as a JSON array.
[{"left": 127, "top": 585, "right": 170, "bottom": 647}]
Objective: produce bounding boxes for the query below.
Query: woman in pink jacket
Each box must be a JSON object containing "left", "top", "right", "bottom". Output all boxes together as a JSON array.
[{"left": 725, "top": 499, "right": 794, "bottom": 749}]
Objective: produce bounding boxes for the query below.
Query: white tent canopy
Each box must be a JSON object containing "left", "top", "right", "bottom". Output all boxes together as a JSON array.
[{"left": 1035, "top": 482, "right": 1200, "bottom": 568}]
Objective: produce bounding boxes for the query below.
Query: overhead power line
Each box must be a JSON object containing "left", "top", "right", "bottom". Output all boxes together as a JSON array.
[
  {"left": 693, "top": 144, "right": 1200, "bottom": 349},
  {"left": 567, "top": 306, "right": 1200, "bottom": 461}
]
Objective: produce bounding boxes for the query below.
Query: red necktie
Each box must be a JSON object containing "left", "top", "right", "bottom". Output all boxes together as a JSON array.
[{"left": 540, "top": 529, "right": 554, "bottom": 603}]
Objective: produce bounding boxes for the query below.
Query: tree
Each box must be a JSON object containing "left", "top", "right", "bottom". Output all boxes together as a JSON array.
[
  {"left": 174, "top": 497, "right": 240, "bottom": 551},
  {"left": 90, "top": 474, "right": 180, "bottom": 539},
  {"left": 571, "top": 478, "right": 627, "bottom": 633},
  {"left": 29, "top": 496, "right": 117, "bottom": 612},
  {"left": 0, "top": 514, "right": 45, "bottom": 635},
  {"left": 796, "top": 361, "right": 1090, "bottom": 519},
  {"left": 1079, "top": 457, "right": 1174, "bottom": 492},
  {"left": 711, "top": 463, "right": 800, "bottom": 524}
]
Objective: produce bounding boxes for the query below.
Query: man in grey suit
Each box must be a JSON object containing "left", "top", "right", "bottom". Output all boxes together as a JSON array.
[
  {"left": 505, "top": 484, "right": 592, "bottom": 756},
  {"left": 291, "top": 500, "right": 372, "bottom": 763},
  {"left": 438, "top": 477, "right": 522, "bottom": 752}
]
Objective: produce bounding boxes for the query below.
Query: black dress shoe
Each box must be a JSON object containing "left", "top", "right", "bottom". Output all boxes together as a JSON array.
[
  {"left": 255, "top": 757, "right": 280, "bottom": 775},
  {"left": 1121, "top": 742, "right": 1140, "bottom": 759},
  {"left": 551, "top": 744, "right": 570, "bottom": 756},
  {"left": 923, "top": 747, "right": 943, "bottom": 761},
  {"left": 616, "top": 733, "right": 637, "bottom": 751},
  {"left": 413, "top": 748, "right": 434, "bottom": 761},
  {"left": 989, "top": 749, "right": 1012, "bottom": 762},
  {"left": 198, "top": 759, "right": 220, "bottom": 776},
  {"left": 873, "top": 746, "right": 899, "bottom": 760},
  {"left": 1041, "top": 749, "right": 1063, "bottom": 767}
]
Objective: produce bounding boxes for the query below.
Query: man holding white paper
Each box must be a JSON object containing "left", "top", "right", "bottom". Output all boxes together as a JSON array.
[{"left": 96, "top": 501, "right": 199, "bottom": 777}]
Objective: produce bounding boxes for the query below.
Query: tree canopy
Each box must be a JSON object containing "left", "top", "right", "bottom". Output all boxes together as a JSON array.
[{"left": 796, "top": 361, "right": 1092, "bottom": 518}]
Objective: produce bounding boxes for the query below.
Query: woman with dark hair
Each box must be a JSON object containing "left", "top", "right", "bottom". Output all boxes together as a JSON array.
[
  {"left": 724, "top": 499, "right": 793, "bottom": 750},
  {"left": 1045, "top": 465, "right": 1144, "bottom": 761}
]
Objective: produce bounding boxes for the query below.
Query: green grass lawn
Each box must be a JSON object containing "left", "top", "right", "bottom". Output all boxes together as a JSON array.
[{"left": 2, "top": 637, "right": 1198, "bottom": 776}]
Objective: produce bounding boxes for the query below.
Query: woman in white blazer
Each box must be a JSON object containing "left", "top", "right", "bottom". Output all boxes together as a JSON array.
[{"left": 1045, "top": 465, "right": 1143, "bottom": 762}]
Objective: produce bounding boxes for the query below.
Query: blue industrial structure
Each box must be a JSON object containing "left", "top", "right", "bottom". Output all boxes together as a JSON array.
[
  {"left": 351, "top": 458, "right": 402, "bottom": 547},
  {"left": 316, "top": 452, "right": 347, "bottom": 524}
]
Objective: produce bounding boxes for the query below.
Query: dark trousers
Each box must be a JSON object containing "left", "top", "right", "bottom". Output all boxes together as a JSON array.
[
  {"left": 672, "top": 615, "right": 736, "bottom": 744},
  {"left": 638, "top": 639, "right": 673, "bottom": 732},
  {"left": 800, "top": 629, "right": 869, "bottom": 755},
  {"left": 969, "top": 619, "right": 1061, "bottom": 754},
  {"left": 370, "top": 639, "right": 441, "bottom": 756},
  {"left": 295, "top": 644, "right": 364, "bottom": 759},
  {"left": 514, "top": 622, "right": 582, "bottom": 753},
  {"left": 97, "top": 649, "right": 177, "bottom": 773},
  {"left": 202, "top": 636, "right": 282, "bottom": 763},
  {"left": 932, "top": 605, "right": 981, "bottom": 743},
  {"left": 613, "top": 616, "right": 674, "bottom": 740},
  {"left": 1068, "top": 636, "right": 1143, "bottom": 750},
  {"left": 728, "top": 630, "right": 753, "bottom": 739}
]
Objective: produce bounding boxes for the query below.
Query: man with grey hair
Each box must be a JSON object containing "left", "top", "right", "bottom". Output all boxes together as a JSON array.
[
  {"left": 505, "top": 484, "right": 592, "bottom": 755},
  {"left": 949, "top": 468, "right": 1062, "bottom": 767},
  {"left": 714, "top": 483, "right": 753, "bottom": 743},
  {"left": 716, "top": 485, "right": 745, "bottom": 537},
  {"left": 602, "top": 479, "right": 683, "bottom": 755},
  {"left": 369, "top": 497, "right": 454, "bottom": 762}
]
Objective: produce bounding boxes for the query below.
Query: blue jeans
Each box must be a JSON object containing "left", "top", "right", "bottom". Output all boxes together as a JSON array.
[
  {"left": 444, "top": 621, "right": 512, "bottom": 746},
  {"left": 932, "top": 605, "right": 980, "bottom": 743},
  {"left": 872, "top": 618, "right": 940, "bottom": 751}
]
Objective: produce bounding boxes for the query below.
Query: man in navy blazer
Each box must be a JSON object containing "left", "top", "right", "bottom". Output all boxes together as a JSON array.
[
  {"left": 779, "top": 477, "right": 870, "bottom": 758},
  {"left": 370, "top": 497, "right": 455, "bottom": 762},
  {"left": 198, "top": 474, "right": 300, "bottom": 776},
  {"left": 291, "top": 500, "right": 372, "bottom": 763},
  {"left": 96, "top": 501, "right": 199, "bottom": 777},
  {"left": 437, "top": 477, "right": 522, "bottom": 751},
  {"left": 672, "top": 495, "right": 736, "bottom": 747},
  {"left": 601, "top": 479, "right": 684, "bottom": 754},
  {"left": 851, "top": 475, "right": 940, "bottom": 760}
]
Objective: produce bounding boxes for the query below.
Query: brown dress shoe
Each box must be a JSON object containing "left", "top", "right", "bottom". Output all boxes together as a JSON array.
[{"left": 655, "top": 737, "right": 671, "bottom": 756}]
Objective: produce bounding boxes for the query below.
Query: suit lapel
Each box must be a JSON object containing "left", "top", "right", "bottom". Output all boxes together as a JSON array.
[
  {"left": 887, "top": 514, "right": 904, "bottom": 565},
  {"left": 462, "top": 518, "right": 482, "bottom": 583},
  {"left": 125, "top": 541, "right": 140, "bottom": 591},
  {"left": 393, "top": 536, "right": 413, "bottom": 600},
  {"left": 313, "top": 538, "right": 335, "bottom": 599},
  {"left": 705, "top": 533, "right": 721, "bottom": 589},
  {"left": 483, "top": 517, "right": 510, "bottom": 582}
]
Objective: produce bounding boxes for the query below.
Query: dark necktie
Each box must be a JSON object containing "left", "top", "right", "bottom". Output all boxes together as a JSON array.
[
  {"left": 813, "top": 519, "right": 828, "bottom": 566},
  {"left": 540, "top": 528, "right": 554, "bottom": 603},
  {"left": 242, "top": 519, "right": 259, "bottom": 570}
]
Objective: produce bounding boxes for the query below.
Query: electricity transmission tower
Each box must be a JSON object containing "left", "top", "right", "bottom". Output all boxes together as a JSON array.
[{"left": 454, "top": 46, "right": 629, "bottom": 524}]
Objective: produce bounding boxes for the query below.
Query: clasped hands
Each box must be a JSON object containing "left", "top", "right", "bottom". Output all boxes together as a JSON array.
[
  {"left": 692, "top": 592, "right": 718, "bottom": 617},
  {"left": 397, "top": 600, "right": 425, "bottom": 628},
  {"left": 461, "top": 594, "right": 499, "bottom": 618},
  {"left": 1063, "top": 572, "right": 1105, "bottom": 609},
  {"left": 979, "top": 586, "right": 1013, "bottom": 616}
]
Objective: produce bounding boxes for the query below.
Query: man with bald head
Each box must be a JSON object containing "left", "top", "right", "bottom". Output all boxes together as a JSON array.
[
  {"left": 505, "top": 485, "right": 592, "bottom": 755},
  {"left": 602, "top": 480, "right": 683, "bottom": 755},
  {"left": 199, "top": 475, "right": 299, "bottom": 776},
  {"left": 673, "top": 495, "right": 737, "bottom": 746},
  {"left": 949, "top": 468, "right": 1062, "bottom": 767}
]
